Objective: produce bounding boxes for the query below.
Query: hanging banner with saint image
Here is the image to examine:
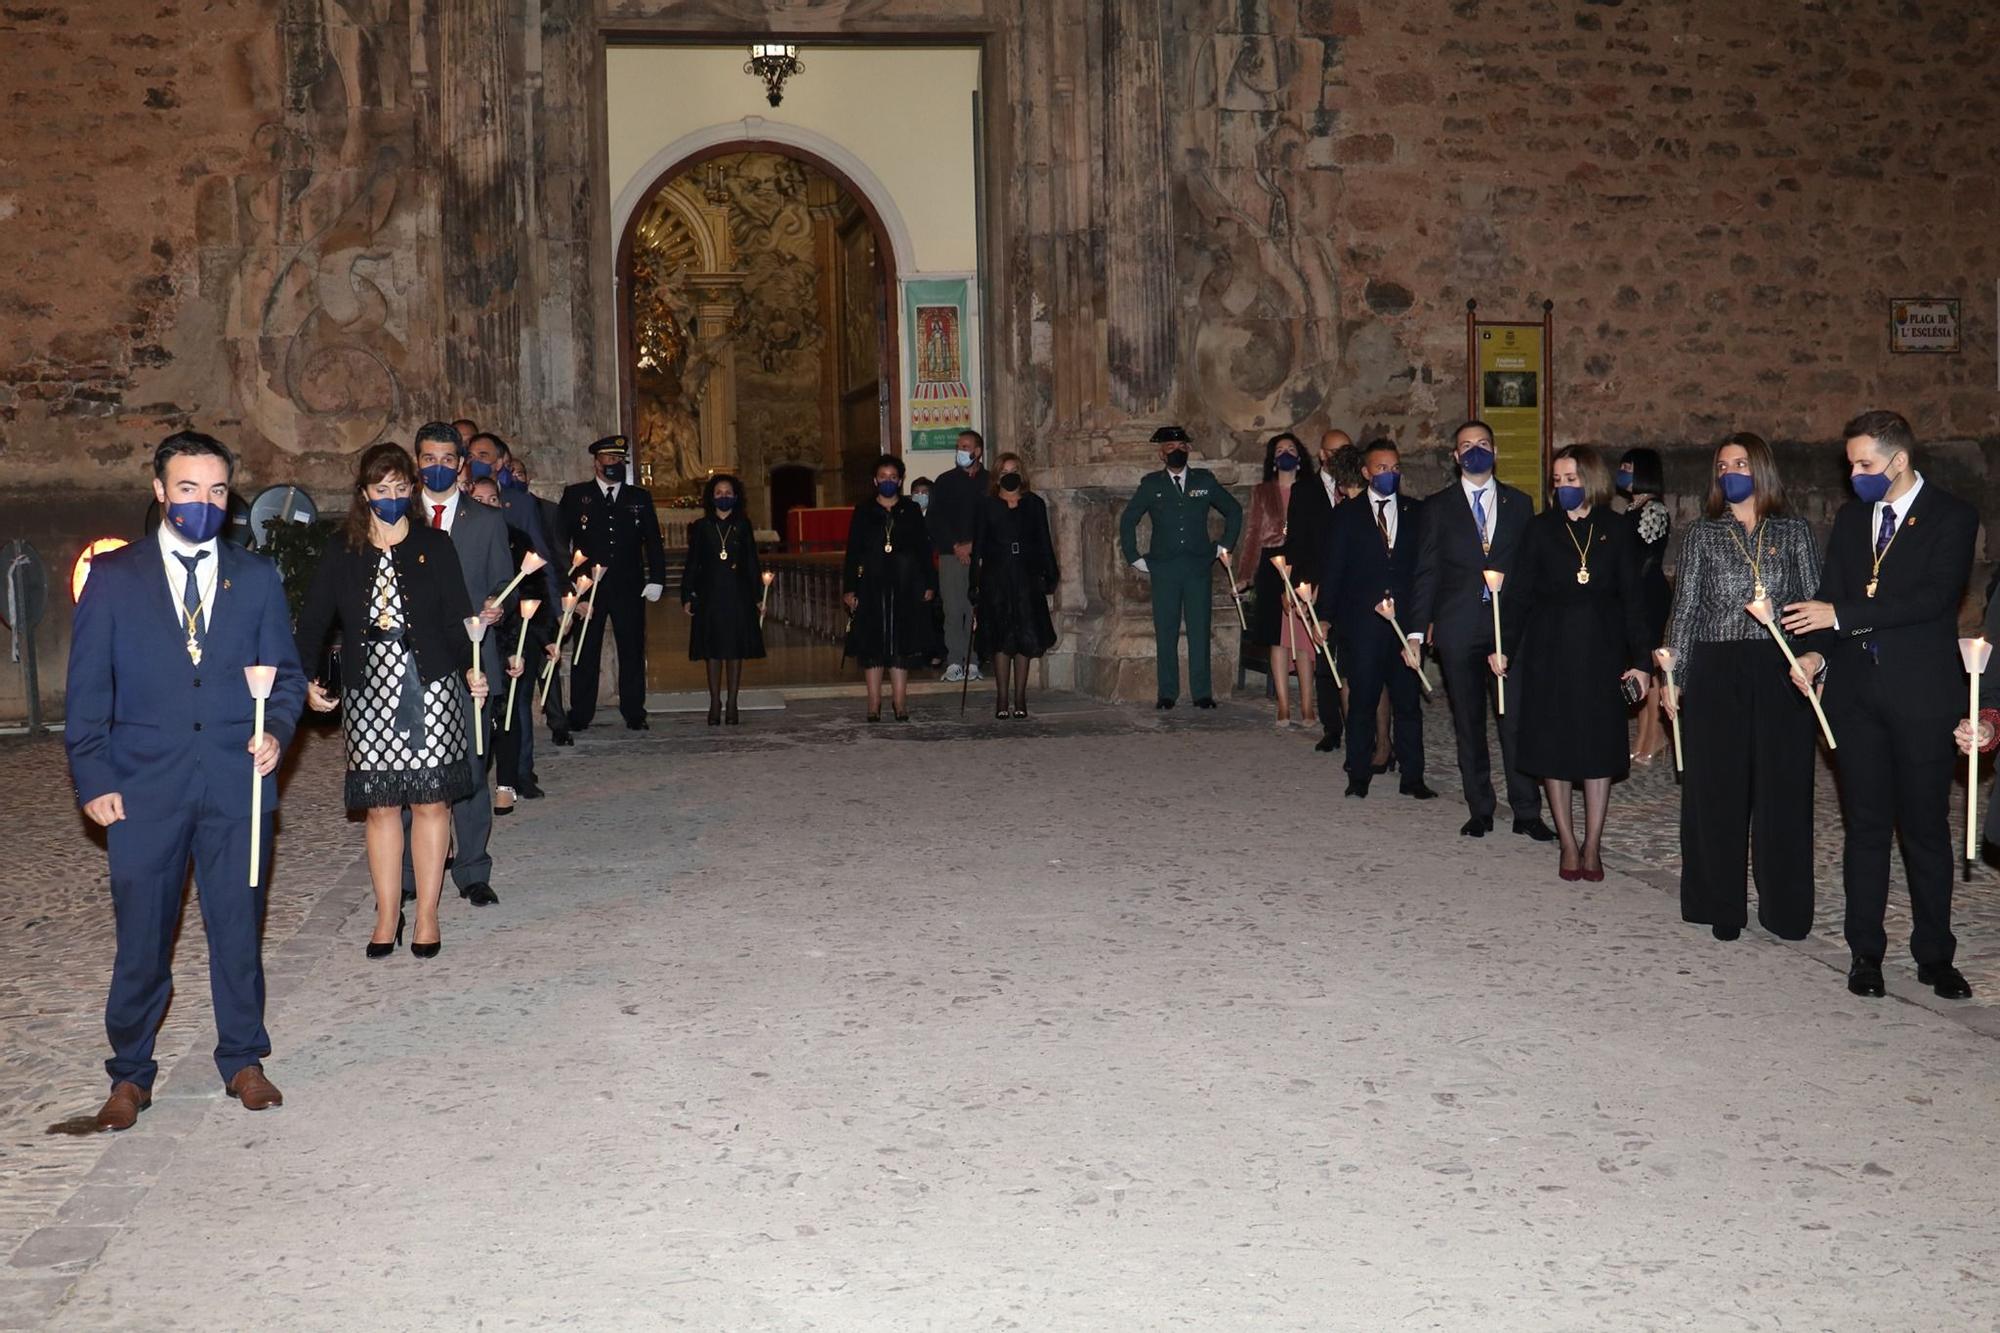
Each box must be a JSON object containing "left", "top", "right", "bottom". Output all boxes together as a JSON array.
[{"left": 902, "top": 278, "right": 978, "bottom": 451}]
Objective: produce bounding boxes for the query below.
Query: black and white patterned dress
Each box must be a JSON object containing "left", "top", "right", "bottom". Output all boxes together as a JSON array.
[{"left": 343, "top": 549, "right": 475, "bottom": 809}]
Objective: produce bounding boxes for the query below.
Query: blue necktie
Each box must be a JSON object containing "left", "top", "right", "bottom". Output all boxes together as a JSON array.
[
  {"left": 1473, "top": 489, "right": 1491, "bottom": 601},
  {"left": 1875, "top": 505, "right": 1897, "bottom": 556},
  {"left": 176, "top": 551, "right": 208, "bottom": 662}
]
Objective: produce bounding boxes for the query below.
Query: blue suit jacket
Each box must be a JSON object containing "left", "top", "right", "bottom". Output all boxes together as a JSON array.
[{"left": 65, "top": 540, "right": 307, "bottom": 815}]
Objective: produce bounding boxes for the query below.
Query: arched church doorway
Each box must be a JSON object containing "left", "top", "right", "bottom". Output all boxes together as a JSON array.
[{"left": 616, "top": 143, "right": 899, "bottom": 691}]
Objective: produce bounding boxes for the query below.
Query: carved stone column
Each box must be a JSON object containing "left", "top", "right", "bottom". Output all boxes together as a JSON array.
[
  {"left": 1102, "top": 0, "right": 1175, "bottom": 419},
  {"left": 437, "top": 0, "right": 522, "bottom": 425}
]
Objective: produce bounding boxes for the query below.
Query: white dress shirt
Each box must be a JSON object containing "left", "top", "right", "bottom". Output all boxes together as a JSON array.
[
  {"left": 1871, "top": 471, "right": 1923, "bottom": 553},
  {"left": 157, "top": 520, "right": 218, "bottom": 632},
  {"left": 600, "top": 480, "right": 621, "bottom": 503},
  {"left": 1321, "top": 471, "right": 1341, "bottom": 506},
  {"left": 425, "top": 488, "right": 461, "bottom": 533},
  {"left": 1370, "top": 492, "right": 1401, "bottom": 549}
]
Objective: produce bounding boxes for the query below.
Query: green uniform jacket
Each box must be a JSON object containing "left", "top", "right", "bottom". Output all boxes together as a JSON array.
[{"left": 1119, "top": 468, "right": 1244, "bottom": 564}]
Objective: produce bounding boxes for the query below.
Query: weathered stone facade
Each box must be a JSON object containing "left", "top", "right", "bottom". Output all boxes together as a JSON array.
[{"left": 1, "top": 0, "right": 1994, "bottom": 713}]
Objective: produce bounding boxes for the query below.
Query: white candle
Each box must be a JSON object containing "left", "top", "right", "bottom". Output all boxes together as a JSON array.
[
  {"left": 540, "top": 592, "right": 580, "bottom": 706},
  {"left": 491, "top": 550, "right": 548, "bottom": 606},
  {"left": 1961, "top": 637, "right": 1992, "bottom": 865},
  {"left": 1746, "top": 598, "right": 1835, "bottom": 750},
  {"left": 1217, "top": 550, "right": 1250, "bottom": 631},
  {"left": 759, "top": 570, "right": 776, "bottom": 627},
  {"left": 464, "top": 615, "right": 486, "bottom": 756},
  {"left": 505, "top": 599, "right": 541, "bottom": 731},
  {"left": 1483, "top": 570, "right": 1506, "bottom": 714},
  {"left": 1375, "top": 598, "right": 1432, "bottom": 695},
  {"left": 574, "top": 565, "right": 608, "bottom": 667},
  {"left": 1653, "top": 647, "right": 1684, "bottom": 773},
  {"left": 244, "top": 665, "right": 278, "bottom": 887}
]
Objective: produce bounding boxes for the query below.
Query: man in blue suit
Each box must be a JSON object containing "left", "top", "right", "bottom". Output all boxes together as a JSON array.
[
  {"left": 65, "top": 431, "right": 306, "bottom": 1130},
  {"left": 1306, "top": 439, "right": 1434, "bottom": 800}
]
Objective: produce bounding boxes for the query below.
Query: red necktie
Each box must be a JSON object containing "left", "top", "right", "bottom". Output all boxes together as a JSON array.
[{"left": 433, "top": 504, "right": 446, "bottom": 529}]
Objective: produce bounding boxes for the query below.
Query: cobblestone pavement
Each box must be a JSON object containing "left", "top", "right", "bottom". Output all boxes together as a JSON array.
[{"left": 3, "top": 691, "right": 1997, "bottom": 1329}]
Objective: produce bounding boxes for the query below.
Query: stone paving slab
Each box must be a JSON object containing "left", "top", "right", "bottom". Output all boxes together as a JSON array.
[{"left": 3, "top": 691, "right": 1998, "bottom": 1329}]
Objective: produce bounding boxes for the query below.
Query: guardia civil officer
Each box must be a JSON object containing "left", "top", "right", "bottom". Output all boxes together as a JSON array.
[
  {"left": 1117, "top": 426, "right": 1244, "bottom": 709},
  {"left": 559, "top": 435, "right": 666, "bottom": 731}
]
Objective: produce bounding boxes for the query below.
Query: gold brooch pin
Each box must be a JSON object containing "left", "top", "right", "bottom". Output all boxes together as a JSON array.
[
  {"left": 418, "top": 554, "right": 427, "bottom": 564},
  {"left": 222, "top": 579, "right": 232, "bottom": 590}
]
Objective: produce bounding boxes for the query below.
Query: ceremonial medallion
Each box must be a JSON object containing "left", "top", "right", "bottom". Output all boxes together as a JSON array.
[
  {"left": 1866, "top": 578, "right": 1880, "bottom": 598},
  {"left": 1576, "top": 569, "right": 1591, "bottom": 586}
]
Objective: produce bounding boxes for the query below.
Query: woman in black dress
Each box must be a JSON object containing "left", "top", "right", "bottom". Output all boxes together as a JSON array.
[
  {"left": 295, "top": 443, "right": 488, "bottom": 959},
  {"left": 1618, "top": 447, "right": 1673, "bottom": 764},
  {"left": 974, "top": 452, "right": 1059, "bottom": 719},
  {"left": 1494, "top": 445, "right": 1652, "bottom": 882},
  {"left": 681, "top": 472, "right": 766, "bottom": 726},
  {"left": 843, "top": 455, "right": 940, "bottom": 721}
]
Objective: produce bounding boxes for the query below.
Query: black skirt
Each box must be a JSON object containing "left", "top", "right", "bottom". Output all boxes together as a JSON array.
[
  {"left": 976, "top": 557, "right": 1057, "bottom": 659},
  {"left": 688, "top": 578, "right": 766, "bottom": 661}
]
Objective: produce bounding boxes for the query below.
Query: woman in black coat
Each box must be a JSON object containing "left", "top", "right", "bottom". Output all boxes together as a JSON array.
[
  {"left": 680, "top": 472, "right": 766, "bottom": 726},
  {"left": 1494, "top": 445, "right": 1653, "bottom": 883},
  {"left": 294, "top": 443, "right": 489, "bottom": 959},
  {"left": 973, "top": 452, "right": 1059, "bottom": 718},
  {"left": 843, "top": 454, "right": 941, "bottom": 721}
]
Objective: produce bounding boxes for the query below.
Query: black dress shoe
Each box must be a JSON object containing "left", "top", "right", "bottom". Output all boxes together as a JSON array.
[
  {"left": 517, "top": 779, "right": 544, "bottom": 800},
  {"left": 1513, "top": 818, "right": 1557, "bottom": 843},
  {"left": 459, "top": 882, "right": 500, "bottom": 907},
  {"left": 1847, "top": 956, "right": 1886, "bottom": 998},
  {"left": 1399, "top": 780, "right": 1438, "bottom": 800},
  {"left": 1712, "top": 924, "right": 1741, "bottom": 941},
  {"left": 1344, "top": 777, "right": 1369, "bottom": 798},
  {"left": 1314, "top": 736, "right": 1338, "bottom": 753},
  {"left": 1459, "top": 816, "right": 1488, "bottom": 837},
  {"left": 564, "top": 715, "right": 588, "bottom": 733},
  {"left": 626, "top": 717, "right": 650, "bottom": 731},
  {"left": 551, "top": 730, "right": 575, "bottom": 747},
  {"left": 1192, "top": 697, "right": 1217, "bottom": 709},
  {"left": 1917, "top": 962, "right": 1973, "bottom": 999},
  {"left": 1156, "top": 697, "right": 1175, "bottom": 710}
]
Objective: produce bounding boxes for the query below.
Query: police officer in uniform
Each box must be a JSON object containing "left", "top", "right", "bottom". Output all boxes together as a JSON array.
[
  {"left": 1118, "top": 426, "right": 1244, "bottom": 709},
  {"left": 559, "top": 435, "right": 666, "bottom": 731}
]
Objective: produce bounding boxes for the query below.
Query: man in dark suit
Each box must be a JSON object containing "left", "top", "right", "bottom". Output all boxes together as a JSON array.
[
  {"left": 1782, "top": 409, "right": 1978, "bottom": 1000},
  {"left": 469, "top": 431, "right": 557, "bottom": 790},
  {"left": 1406, "top": 419, "right": 1554, "bottom": 841},
  {"left": 1308, "top": 439, "right": 1433, "bottom": 800},
  {"left": 65, "top": 431, "right": 305, "bottom": 1129},
  {"left": 506, "top": 453, "right": 575, "bottom": 746},
  {"left": 560, "top": 434, "right": 667, "bottom": 731},
  {"left": 407, "top": 420, "right": 512, "bottom": 907}
]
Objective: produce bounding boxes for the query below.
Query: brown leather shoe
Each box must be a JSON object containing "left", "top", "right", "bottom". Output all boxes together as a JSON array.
[
  {"left": 94, "top": 1082, "right": 151, "bottom": 1132},
  {"left": 225, "top": 1065, "right": 283, "bottom": 1111}
]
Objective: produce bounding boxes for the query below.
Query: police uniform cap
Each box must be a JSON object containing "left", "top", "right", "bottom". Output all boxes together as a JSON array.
[
  {"left": 588, "top": 435, "right": 629, "bottom": 456},
  {"left": 1150, "top": 426, "right": 1191, "bottom": 444}
]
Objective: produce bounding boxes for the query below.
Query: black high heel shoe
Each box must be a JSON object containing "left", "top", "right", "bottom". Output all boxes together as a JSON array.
[
  {"left": 724, "top": 702, "right": 740, "bottom": 725},
  {"left": 707, "top": 702, "right": 721, "bottom": 726},
  {"left": 366, "top": 912, "right": 405, "bottom": 960},
  {"left": 894, "top": 709, "right": 910, "bottom": 723},
  {"left": 410, "top": 936, "right": 441, "bottom": 960}
]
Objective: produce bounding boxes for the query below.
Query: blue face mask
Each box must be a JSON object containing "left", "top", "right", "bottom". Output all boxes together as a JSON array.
[
  {"left": 914, "top": 493, "right": 930, "bottom": 510},
  {"left": 1719, "top": 472, "right": 1756, "bottom": 504},
  {"left": 165, "top": 499, "right": 227, "bottom": 544},
  {"left": 368, "top": 496, "right": 410, "bottom": 525},
  {"left": 599, "top": 461, "right": 626, "bottom": 485},
  {"left": 1275, "top": 453, "right": 1300, "bottom": 473},
  {"left": 466, "top": 458, "right": 494, "bottom": 481},
  {"left": 1851, "top": 470, "right": 1892, "bottom": 504},
  {"left": 1369, "top": 472, "right": 1400, "bottom": 497},
  {"left": 714, "top": 495, "right": 737, "bottom": 513},
  {"left": 419, "top": 463, "right": 459, "bottom": 494},
  {"left": 1459, "top": 443, "right": 1495, "bottom": 476},
  {"left": 1554, "top": 484, "right": 1586, "bottom": 511},
  {"left": 1616, "top": 469, "right": 1635, "bottom": 492},
  {"left": 955, "top": 449, "right": 975, "bottom": 469},
  {"left": 877, "top": 479, "right": 902, "bottom": 498},
  {"left": 498, "top": 470, "right": 526, "bottom": 492}
]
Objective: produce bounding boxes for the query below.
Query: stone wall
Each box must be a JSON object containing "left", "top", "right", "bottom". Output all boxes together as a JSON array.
[{"left": 1, "top": 0, "right": 1993, "bottom": 718}]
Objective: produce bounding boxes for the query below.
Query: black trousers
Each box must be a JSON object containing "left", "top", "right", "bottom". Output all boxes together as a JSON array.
[
  {"left": 1313, "top": 649, "right": 1345, "bottom": 744},
  {"left": 541, "top": 653, "right": 568, "bottom": 736},
  {"left": 1829, "top": 668, "right": 1960, "bottom": 965},
  {"left": 569, "top": 586, "right": 648, "bottom": 728},
  {"left": 1342, "top": 628, "right": 1423, "bottom": 783},
  {"left": 1679, "top": 639, "right": 1816, "bottom": 939},
  {"left": 1437, "top": 640, "right": 1538, "bottom": 823}
]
